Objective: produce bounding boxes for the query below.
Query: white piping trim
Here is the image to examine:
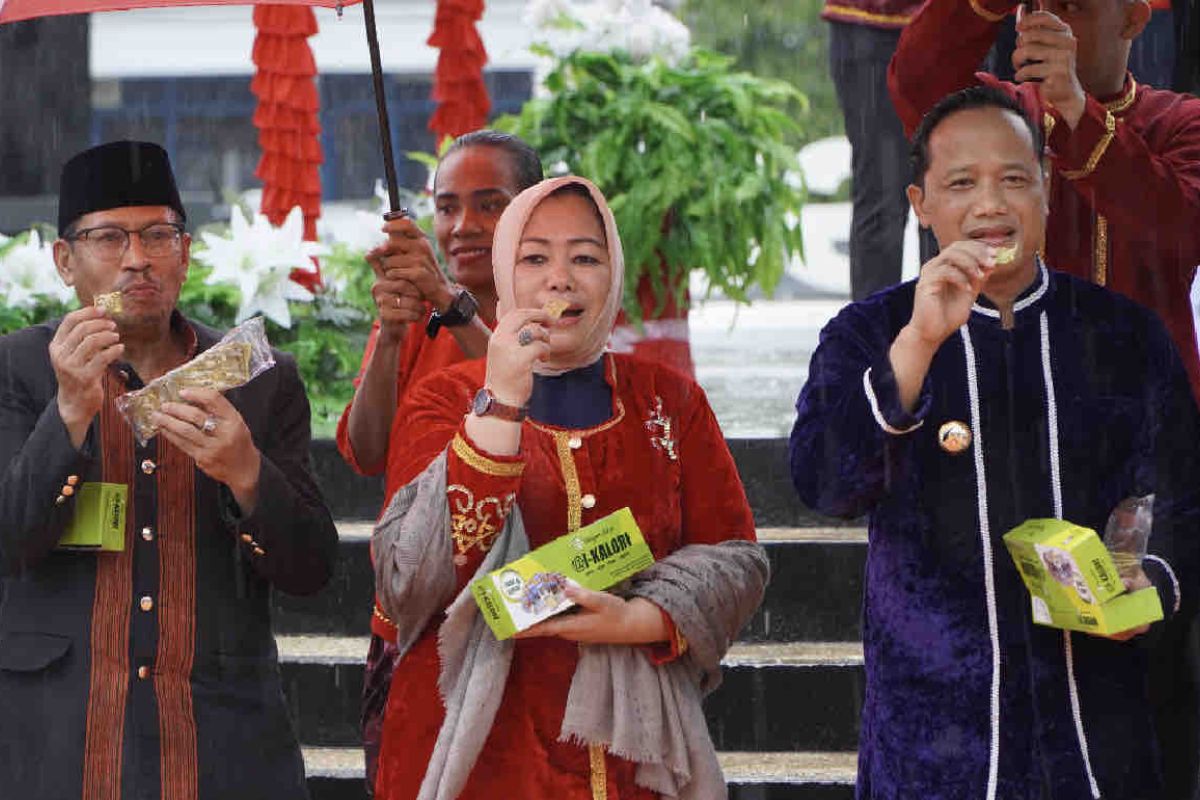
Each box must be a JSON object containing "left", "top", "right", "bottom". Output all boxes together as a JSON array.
[
  {"left": 1144, "top": 555, "right": 1182, "bottom": 614},
  {"left": 960, "top": 325, "right": 1001, "bottom": 800},
  {"left": 972, "top": 259, "right": 1050, "bottom": 318},
  {"left": 862, "top": 367, "right": 924, "bottom": 435},
  {"left": 1041, "top": 313, "right": 1101, "bottom": 798},
  {"left": 1064, "top": 631, "right": 1102, "bottom": 798},
  {"left": 1039, "top": 313, "right": 1064, "bottom": 519}
]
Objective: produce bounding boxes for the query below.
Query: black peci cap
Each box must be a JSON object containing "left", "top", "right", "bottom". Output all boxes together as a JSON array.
[{"left": 58, "top": 141, "right": 186, "bottom": 235}]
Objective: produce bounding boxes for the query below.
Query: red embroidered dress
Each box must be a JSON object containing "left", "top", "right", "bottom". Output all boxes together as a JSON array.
[{"left": 373, "top": 353, "right": 757, "bottom": 800}]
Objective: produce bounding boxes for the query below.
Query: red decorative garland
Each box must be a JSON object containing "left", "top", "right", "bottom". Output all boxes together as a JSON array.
[
  {"left": 427, "top": 0, "right": 491, "bottom": 146},
  {"left": 251, "top": 4, "right": 324, "bottom": 289}
]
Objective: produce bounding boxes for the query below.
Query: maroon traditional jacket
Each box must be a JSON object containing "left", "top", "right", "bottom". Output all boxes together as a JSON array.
[{"left": 889, "top": 0, "right": 1200, "bottom": 402}]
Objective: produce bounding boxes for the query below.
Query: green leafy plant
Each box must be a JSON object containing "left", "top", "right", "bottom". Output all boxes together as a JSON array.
[{"left": 496, "top": 47, "right": 808, "bottom": 319}]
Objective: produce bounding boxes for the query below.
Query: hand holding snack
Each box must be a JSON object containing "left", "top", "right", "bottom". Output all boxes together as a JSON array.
[
  {"left": 1013, "top": 6, "right": 1086, "bottom": 129},
  {"left": 905, "top": 240, "right": 996, "bottom": 351},
  {"left": 50, "top": 306, "right": 124, "bottom": 446},
  {"left": 483, "top": 306, "right": 554, "bottom": 408},
  {"left": 152, "top": 388, "right": 262, "bottom": 512}
]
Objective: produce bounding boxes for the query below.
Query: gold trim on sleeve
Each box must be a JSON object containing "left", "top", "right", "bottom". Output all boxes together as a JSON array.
[
  {"left": 968, "top": 0, "right": 1007, "bottom": 22},
  {"left": 1061, "top": 111, "right": 1116, "bottom": 181},
  {"left": 822, "top": 4, "right": 913, "bottom": 24},
  {"left": 451, "top": 433, "right": 524, "bottom": 478}
]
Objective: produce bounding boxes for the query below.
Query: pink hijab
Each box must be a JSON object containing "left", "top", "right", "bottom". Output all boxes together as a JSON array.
[{"left": 492, "top": 175, "right": 625, "bottom": 376}]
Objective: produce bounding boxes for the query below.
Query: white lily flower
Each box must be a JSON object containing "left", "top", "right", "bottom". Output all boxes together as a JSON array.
[
  {"left": 0, "top": 230, "right": 74, "bottom": 309},
  {"left": 196, "top": 206, "right": 326, "bottom": 329},
  {"left": 527, "top": 0, "right": 691, "bottom": 65}
]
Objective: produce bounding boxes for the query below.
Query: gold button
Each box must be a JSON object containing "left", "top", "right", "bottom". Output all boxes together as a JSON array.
[
  {"left": 55, "top": 495, "right": 67, "bottom": 505},
  {"left": 568, "top": 436, "right": 583, "bottom": 450},
  {"left": 141, "top": 527, "right": 154, "bottom": 542},
  {"left": 252, "top": 546, "right": 266, "bottom": 557},
  {"left": 141, "top": 459, "right": 156, "bottom": 475},
  {"left": 581, "top": 494, "right": 596, "bottom": 509},
  {"left": 240, "top": 533, "right": 254, "bottom": 544},
  {"left": 139, "top": 596, "right": 154, "bottom": 612},
  {"left": 61, "top": 485, "right": 75, "bottom": 497},
  {"left": 137, "top": 665, "right": 150, "bottom": 680},
  {"left": 937, "top": 420, "right": 973, "bottom": 454},
  {"left": 66, "top": 475, "right": 79, "bottom": 486}
]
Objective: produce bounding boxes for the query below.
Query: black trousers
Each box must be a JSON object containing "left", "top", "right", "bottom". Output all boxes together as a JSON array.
[{"left": 829, "top": 21, "right": 913, "bottom": 301}]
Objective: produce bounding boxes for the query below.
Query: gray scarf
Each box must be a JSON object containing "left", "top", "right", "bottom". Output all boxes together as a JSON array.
[{"left": 373, "top": 453, "right": 770, "bottom": 800}]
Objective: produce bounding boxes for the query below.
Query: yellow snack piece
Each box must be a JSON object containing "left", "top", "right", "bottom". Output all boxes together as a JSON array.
[
  {"left": 543, "top": 298, "right": 570, "bottom": 320},
  {"left": 94, "top": 292, "right": 123, "bottom": 316},
  {"left": 994, "top": 244, "right": 1019, "bottom": 265}
]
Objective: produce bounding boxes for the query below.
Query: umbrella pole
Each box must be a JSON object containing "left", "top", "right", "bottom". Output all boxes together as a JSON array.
[{"left": 361, "top": 0, "right": 403, "bottom": 216}]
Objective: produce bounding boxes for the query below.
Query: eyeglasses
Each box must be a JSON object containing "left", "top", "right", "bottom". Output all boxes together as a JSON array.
[{"left": 68, "top": 222, "right": 185, "bottom": 261}]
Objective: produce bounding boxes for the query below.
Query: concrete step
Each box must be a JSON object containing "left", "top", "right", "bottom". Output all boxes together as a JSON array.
[
  {"left": 303, "top": 747, "right": 856, "bottom": 800},
  {"left": 278, "top": 637, "right": 864, "bottom": 753},
  {"left": 308, "top": 438, "right": 858, "bottom": 530},
  {"left": 273, "top": 524, "right": 867, "bottom": 643}
]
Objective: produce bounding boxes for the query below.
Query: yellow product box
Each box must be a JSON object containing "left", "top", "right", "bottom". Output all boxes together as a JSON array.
[
  {"left": 470, "top": 507, "right": 655, "bottom": 640},
  {"left": 1003, "top": 518, "right": 1162, "bottom": 635},
  {"left": 57, "top": 482, "right": 127, "bottom": 552}
]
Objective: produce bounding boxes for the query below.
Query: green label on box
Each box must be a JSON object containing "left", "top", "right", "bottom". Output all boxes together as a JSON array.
[
  {"left": 1003, "top": 518, "right": 1162, "bottom": 634},
  {"left": 58, "top": 482, "right": 127, "bottom": 552},
  {"left": 470, "top": 507, "right": 654, "bottom": 640}
]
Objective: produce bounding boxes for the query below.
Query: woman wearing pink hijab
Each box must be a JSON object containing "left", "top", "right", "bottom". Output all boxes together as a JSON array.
[{"left": 371, "top": 176, "right": 768, "bottom": 800}]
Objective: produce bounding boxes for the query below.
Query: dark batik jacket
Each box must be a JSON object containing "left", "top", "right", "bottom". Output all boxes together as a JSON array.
[
  {"left": 790, "top": 263, "right": 1200, "bottom": 800},
  {"left": 0, "top": 313, "right": 338, "bottom": 800}
]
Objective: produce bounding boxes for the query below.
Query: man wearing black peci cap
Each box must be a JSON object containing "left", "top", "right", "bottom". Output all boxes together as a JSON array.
[{"left": 0, "top": 141, "right": 338, "bottom": 799}]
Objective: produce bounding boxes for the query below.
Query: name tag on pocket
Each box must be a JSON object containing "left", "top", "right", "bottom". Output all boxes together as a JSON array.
[{"left": 57, "top": 483, "right": 127, "bottom": 552}]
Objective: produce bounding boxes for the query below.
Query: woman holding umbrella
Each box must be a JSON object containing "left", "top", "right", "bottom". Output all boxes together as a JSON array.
[{"left": 339, "top": 129, "right": 544, "bottom": 792}]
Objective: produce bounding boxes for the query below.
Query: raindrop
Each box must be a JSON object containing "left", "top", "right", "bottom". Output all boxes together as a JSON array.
[{"left": 700, "top": 109, "right": 707, "bottom": 123}]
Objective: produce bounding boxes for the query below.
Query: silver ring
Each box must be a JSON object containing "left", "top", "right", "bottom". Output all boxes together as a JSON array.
[
  {"left": 201, "top": 415, "right": 218, "bottom": 435},
  {"left": 517, "top": 328, "right": 535, "bottom": 347}
]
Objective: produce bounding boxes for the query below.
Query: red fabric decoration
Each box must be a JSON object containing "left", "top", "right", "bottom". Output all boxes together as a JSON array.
[
  {"left": 252, "top": 4, "right": 324, "bottom": 290},
  {"left": 427, "top": 0, "right": 491, "bottom": 146}
]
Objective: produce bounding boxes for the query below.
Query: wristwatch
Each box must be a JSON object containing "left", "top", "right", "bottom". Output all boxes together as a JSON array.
[
  {"left": 471, "top": 387, "right": 528, "bottom": 423},
  {"left": 426, "top": 288, "right": 479, "bottom": 339}
]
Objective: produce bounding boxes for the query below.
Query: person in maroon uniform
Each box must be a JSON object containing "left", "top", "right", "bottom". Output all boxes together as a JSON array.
[{"left": 822, "top": 0, "right": 925, "bottom": 299}]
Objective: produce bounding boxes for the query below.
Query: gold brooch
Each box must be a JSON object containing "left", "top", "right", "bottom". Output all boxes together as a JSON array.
[{"left": 938, "top": 421, "right": 972, "bottom": 454}]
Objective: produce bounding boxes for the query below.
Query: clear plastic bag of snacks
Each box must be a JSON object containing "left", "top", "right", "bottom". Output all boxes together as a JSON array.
[
  {"left": 115, "top": 316, "right": 275, "bottom": 446},
  {"left": 1103, "top": 495, "right": 1155, "bottom": 583}
]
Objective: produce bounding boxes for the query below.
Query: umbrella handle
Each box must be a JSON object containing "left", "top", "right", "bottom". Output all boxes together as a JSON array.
[{"left": 362, "top": 0, "right": 402, "bottom": 214}]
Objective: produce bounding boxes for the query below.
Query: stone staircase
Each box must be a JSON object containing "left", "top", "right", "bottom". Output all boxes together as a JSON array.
[{"left": 284, "top": 440, "right": 865, "bottom": 799}]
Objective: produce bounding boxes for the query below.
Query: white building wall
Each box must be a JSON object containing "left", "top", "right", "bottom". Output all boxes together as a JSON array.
[{"left": 90, "top": 0, "right": 538, "bottom": 79}]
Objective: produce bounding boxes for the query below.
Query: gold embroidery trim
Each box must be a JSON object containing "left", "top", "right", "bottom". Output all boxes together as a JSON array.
[
  {"left": 451, "top": 433, "right": 524, "bottom": 478},
  {"left": 373, "top": 603, "right": 395, "bottom": 627},
  {"left": 553, "top": 433, "right": 583, "bottom": 533},
  {"left": 822, "top": 4, "right": 913, "bottom": 25},
  {"left": 1104, "top": 77, "right": 1138, "bottom": 114},
  {"left": 589, "top": 743, "right": 608, "bottom": 800},
  {"left": 1061, "top": 110, "right": 1116, "bottom": 180},
  {"left": 968, "top": 0, "right": 1007, "bottom": 22},
  {"left": 1093, "top": 214, "right": 1109, "bottom": 286},
  {"left": 1043, "top": 112, "right": 1056, "bottom": 143},
  {"left": 447, "top": 484, "right": 516, "bottom": 556}
]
